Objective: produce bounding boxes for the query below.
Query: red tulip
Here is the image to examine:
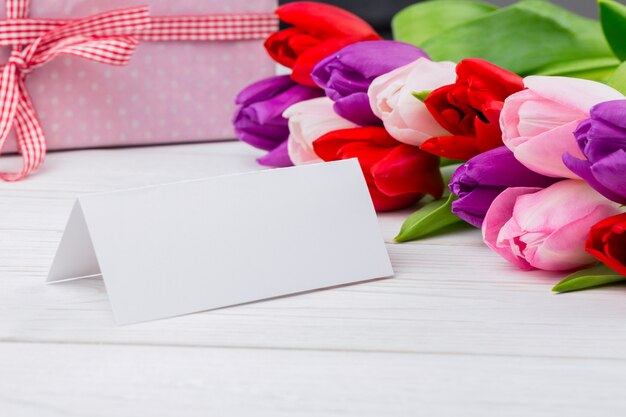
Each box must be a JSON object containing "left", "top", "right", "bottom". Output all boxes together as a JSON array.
[
  {"left": 421, "top": 58, "right": 524, "bottom": 160},
  {"left": 313, "top": 127, "right": 443, "bottom": 211},
  {"left": 586, "top": 213, "right": 626, "bottom": 277},
  {"left": 264, "top": 2, "right": 381, "bottom": 87}
]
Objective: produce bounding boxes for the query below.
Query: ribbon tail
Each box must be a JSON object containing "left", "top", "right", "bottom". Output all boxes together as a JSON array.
[
  {"left": 0, "top": 64, "right": 18, "bottom": 140},
  {"left": 0, "top": 64, "right": 22, "bottom": 180},
  {"left": 0, "top": 76, "right": 45, "bottom": 181}
]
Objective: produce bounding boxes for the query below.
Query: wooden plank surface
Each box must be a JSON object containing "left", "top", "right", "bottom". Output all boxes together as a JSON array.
[{"left": 2, "top": 142, "right": 626, "bottom": 416}]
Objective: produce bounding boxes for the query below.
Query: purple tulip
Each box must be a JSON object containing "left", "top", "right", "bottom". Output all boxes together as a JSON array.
[
  {"left": 311, "top": 40, "right": 429, "bottom": 126},
  {"left": 233, "top": 75, "right": 322, "bottom": 167},
  {"left": 563, "top": 100, "right": 626, "bottom": 205},
  {"left": 450, "top": 146, "right": 559, "bottom": 228}
]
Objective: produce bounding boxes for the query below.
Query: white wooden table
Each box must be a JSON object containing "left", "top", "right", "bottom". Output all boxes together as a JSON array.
[{"left": 2, "top": 141, "right": 626, "bottom": 417}]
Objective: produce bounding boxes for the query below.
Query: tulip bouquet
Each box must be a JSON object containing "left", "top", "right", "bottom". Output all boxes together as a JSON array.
[{"left": 233, "top": 0, "right": 626, "bottom": 293}]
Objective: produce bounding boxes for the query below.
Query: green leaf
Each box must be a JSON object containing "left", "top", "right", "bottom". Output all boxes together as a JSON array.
[
  {"left": 607, "top": 61, "right": 626, "bottom": 94},
  {"left": 394, "top": 194, "right": 467, "bottom": 242},
  {"left": 412, "top": 90, "right": 432, "bottom": 102},
  {"left": 533, "top": 56, "right": 620, "bottom": 82},
  {"left": 397, "top": 0, "right": 615, "bottom": 77},
  {"left": 440, "top": 158, "right": 463, "bottom": 168},
  {"left": 392, "top": 0, "right": 497, "bottom": 47},
  {"left": 552, "top": 264, "right": 626, "bottom": 293},
  {"left": 439, "top": 164, "right": 463, "bottom": 195},
  {"left": 599, "top": 0, "right": 626, "bottom": 61}
]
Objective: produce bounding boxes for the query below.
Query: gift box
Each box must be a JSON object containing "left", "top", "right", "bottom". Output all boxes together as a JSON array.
[{"left": 0, "top": 0, "right": 277, "bottom": 180}]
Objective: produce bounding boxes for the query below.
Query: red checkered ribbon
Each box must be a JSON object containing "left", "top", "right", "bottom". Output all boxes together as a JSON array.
[{"left": 0, "top": 1, "right": 278, "bottom": 181}]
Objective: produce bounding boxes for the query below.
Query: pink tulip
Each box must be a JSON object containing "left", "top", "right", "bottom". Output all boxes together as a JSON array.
[
  {"left": 368, "top": 58, "right": 456, "bottom": 146},
  {"left": 283, "top": 97, "right": 357, "bottom": 165},
  {"left": 482, "top": 180, "right": 624, "bottom": 271},
  {"left": 500, "top": 76, "right": 624, "bottom": 178}
]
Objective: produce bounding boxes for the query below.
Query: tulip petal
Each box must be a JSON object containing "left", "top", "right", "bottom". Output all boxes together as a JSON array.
[
  {"left": 368, "top": 186, "right": 421, "bottom": 212},
  {"left": 451, "top": 186, "right": 504, "bottom": 228},
  {"left": 234, "top": 119, "right": 289, "bottom": 151},
  {"left": 563, "top": 152, "right": 626, "bottom": 204},
  {"left": 284, "top": 97, "right": 357, "bottom": 165},
  {"left": 332, "top": 140, "right": 390, "bottom": 184},
  {"left": 312, "top": 126, "right": 396, "bottom": 161},
  {"left": 372, "top": 144, "right": 443, "bottom": 198},
  {"left": 482, "top": 187, "right": 542, "bottom": 270},
  {"left": 461, "top": 146, "right": 558, "bottom": 188},
  {"left": 586, "top": 213, "right": 626, "bottom": 277},
  {"left": 235, "top": 75, "right": 295, "bottom": 106},
  {"left": 511, "top": 181, "right": 600, "bottom": 232},
  {"left": 524, "top": 76, "right": 625, "bottom": 114},
  {"left": 312, "top": 127, "right": 396, "bottom": 186},
  {"left": 510, "top": 120, "right": 584, "bottom": 178},
  {"left": 502, "top": 83, "right": 625, "bottom": 180},
  {"left": 450, "top": 146, "right": 558, "bottom": 229},
  {"left": 424, "top": 85, "right": 471, "bottom": 136},
  {"left": 474, "top": 107, "right": 504, "bottom": 153},
  {"left": 263, "top": 28, "right": 311, "bottom": 68},
  {"left": 233, "top": 76, "right": 323, "bottom": 162},
  {"left": 291, "top": 37, "right": 367, "bottom": 87},
  {"left": 605, "top": 237, "right": 626, "bottom": 276},
  {"left": 423, "top": 59, "right": 523, "bottom": 157},
  {"left": 500, "top": 89, "right": 535, "bottom": 141},
  {"left": 333, "top": 92, "right": 382, "bottom": 127},
  {"left": 267, "top": 2, "right": 382, "bottom": 85},
  {"left": 420, "top": 135, "right": 481, "bottom": 160},
  {"left": 368, "top": 58, "right": 455, "bottom": 146},
  {"left": 311, "top": 40, "right": 427, "bottom": 125},
  {"left": 250, "top": 84, "right": 323, "bottom": 125},
  {"left": 457, "top": 58, "right": 524, "bottom": 109},
  {"left": 276, "top": 2, "right": 381, "bottom": 39},
  {"left": 320, "top": 64, "right": 371, "bottom": 99},
  {"left": 529, "top": 204, "right": 620, "bottom": 270},
  {"left": 494, "top": 180, "right": 624, "bottom": 270},
  {"left": 590, "top": 148, "right": 626, "bottom": 204},
  {"left": 515, "top": 93, "right": 585, "bottom": 137},
  {"left": 257, "top": 141, "right": 293, "bottom": 168},
  {"left": 581, "top": 119, "right": 626, "bottom": 161},
  {"left": 312, "top": 127, "right": 437, "bottom": 211},
  {"left": 590, "top": 99, "right": 626, "bottom": 129},
  {"left": 314, "top": 40, "right": 429, "bottom": 82}
]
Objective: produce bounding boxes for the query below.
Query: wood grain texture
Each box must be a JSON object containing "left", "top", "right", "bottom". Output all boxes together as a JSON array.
[{"left": 2, "top": 142, "right": 626, "bottom": 416}]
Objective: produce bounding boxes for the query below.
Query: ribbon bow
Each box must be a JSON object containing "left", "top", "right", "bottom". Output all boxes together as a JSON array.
[{"left": 0, "top": 1, "right": 150, "bottom": 181}]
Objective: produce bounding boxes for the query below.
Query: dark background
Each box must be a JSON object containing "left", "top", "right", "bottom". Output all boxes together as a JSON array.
[{"left": 279, "top": 0, "right": 598, "bottom": 38}]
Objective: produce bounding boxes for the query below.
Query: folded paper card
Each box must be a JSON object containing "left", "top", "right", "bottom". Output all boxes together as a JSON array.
[{"left": 47, "top": 160, "right": 394, "bottom": 324}]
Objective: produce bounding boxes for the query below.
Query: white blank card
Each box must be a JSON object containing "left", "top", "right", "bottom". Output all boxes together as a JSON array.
[{"left": 47, "top": 159, "right": 394, "bottom": 324}]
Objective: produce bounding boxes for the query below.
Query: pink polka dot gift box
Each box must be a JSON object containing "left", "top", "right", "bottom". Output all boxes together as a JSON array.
[{"left": 0, "top": 0, "right": 277, "bottom": 180}]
